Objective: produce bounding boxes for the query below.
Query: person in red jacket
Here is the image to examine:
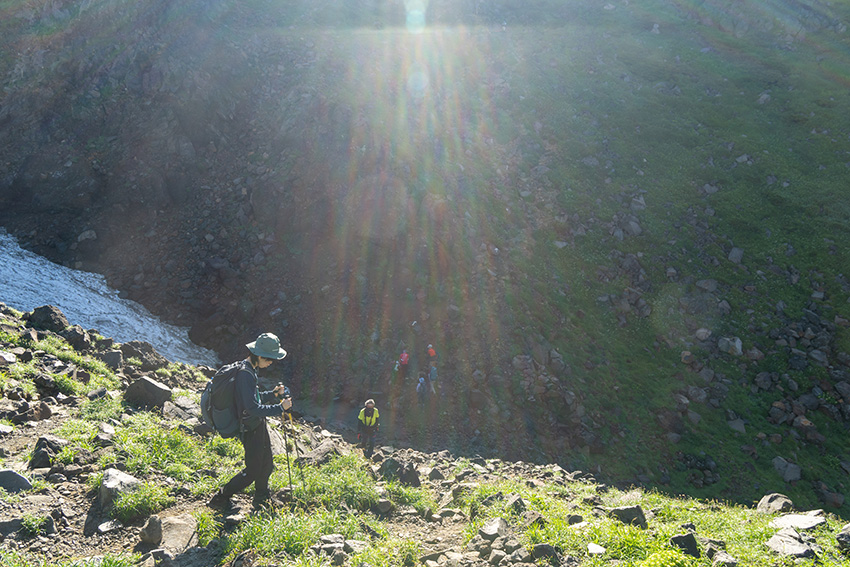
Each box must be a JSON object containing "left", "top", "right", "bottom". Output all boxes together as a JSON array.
[
  {"left": 426, "top": 344, "right": 437, "bottom": 366},
  {"left": 398, "top": 349, "right": 409, "bottom": 381}
]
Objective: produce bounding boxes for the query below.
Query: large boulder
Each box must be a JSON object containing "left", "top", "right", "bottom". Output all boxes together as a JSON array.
[
  {"left": 757, "top": 493, "right": 794, "bottom": 514},
  {"left": 479, "top": 517, "right": 508, "bottom": 541},
  {"left": 608, "top": 505, "right": 647, "bottom": 528},
  {"left": 140, "top": 515, "right": 198, "bottom": 552},
  {"left": 99, "top": 468, "right": 141, "bottom": 509},
  {"left": 297, "top": 438, "right": 343, "bottom": 467},
  {"left": 28, "top": 435, "right": 69, "bottom": 469},
  {"left": 124, "top": 376, "right": 172, "bottom": 408},
  {"left": 765, "top": 528, "right": 816, "bottom": 558},
  {"left": 26, "top": 305, "right": 69, "bottom": 332},
  {"left": 120, "top": 341, "right": 169, "bottom": 372},
  {"left": 60, "top": 325, "right": 92, "bottom": 351},
  {"left": 837, "top": 523, "right": 850, "bottom": 550},
  {"left": 95, "top": 350, "right": 124, "bottom": 370},
  {"left": 0, "top": 469, "right": 32, "bottom": 493}
]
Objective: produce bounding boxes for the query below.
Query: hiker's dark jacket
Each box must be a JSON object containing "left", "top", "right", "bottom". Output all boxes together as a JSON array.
[{"left": 233, "top": 360, "right": 283, "bottom": 431}]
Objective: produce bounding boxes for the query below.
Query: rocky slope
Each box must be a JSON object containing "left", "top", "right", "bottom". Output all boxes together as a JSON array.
[
  {"left": 2, "top": 303, "right": 850, "bottom": 567},
  {"left": 2, "top": 0, "right": 850, "bottom": 508}
]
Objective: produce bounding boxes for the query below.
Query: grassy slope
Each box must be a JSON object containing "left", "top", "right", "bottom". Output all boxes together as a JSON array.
[
  {"left": 1, "top": 0, "right": 849, "bottom": 513},
  {"left": 1, "top": 321, "right": 850, "bottom": 567}
]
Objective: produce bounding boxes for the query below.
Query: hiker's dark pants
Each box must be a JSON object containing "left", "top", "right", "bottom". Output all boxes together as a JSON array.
[{"left": 222, "top": 421, "right": 274, "bottom": 502}]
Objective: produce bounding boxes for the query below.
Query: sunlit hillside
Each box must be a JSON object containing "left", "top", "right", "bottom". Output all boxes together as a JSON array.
[{"left": 1, "top": 0, "right": 849, "bottom": 511}]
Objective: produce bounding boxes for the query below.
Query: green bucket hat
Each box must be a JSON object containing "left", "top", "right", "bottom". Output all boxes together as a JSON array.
[{"left": 246, "top": 332, "right": 288, "bottom": 360}]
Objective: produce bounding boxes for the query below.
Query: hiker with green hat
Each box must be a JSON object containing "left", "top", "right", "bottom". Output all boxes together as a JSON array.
[{"left": 209, "top": 332, "right": 291, "bottom": 511}]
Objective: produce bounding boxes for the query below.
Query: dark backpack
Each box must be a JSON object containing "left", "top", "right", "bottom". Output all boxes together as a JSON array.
[{"left": 200, "top": 362, "right": 245, "bottom": 438}]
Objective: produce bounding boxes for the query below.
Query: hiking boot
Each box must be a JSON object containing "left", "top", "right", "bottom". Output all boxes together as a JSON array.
[
  {"left": 208, "top": 489, "right": 235, "bottom": 509},
  {"left": 252, "top": 496, "right": 279, "bottom": 513}
]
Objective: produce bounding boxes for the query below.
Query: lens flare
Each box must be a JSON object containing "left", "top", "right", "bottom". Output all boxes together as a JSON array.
[{"left": 405, "top": 0, "right": 427, "bottom": 33}]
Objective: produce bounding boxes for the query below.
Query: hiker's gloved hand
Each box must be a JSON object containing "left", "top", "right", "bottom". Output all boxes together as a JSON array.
[{"left": 280, "top": 397, "right": 292, "bottom": 411}]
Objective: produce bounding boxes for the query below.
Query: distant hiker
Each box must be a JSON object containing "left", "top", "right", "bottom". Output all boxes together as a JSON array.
[
  {"left": 208, "top": 332, "right": 290, "bottom": 511},
  {"left": 416, "top": 375, "right": 429, "bottom": 407},
  {"left": 426, "top": 343, "right": 437, "bottom": 366},
  {"left": 428, "top": 361, "right": 438, "bottom": 394},
  {"left": 398, "top": 349, "right": 410, "bottom": 381},
  {"left": 357, "top": 399, "right": 380, "bottom": 458}
]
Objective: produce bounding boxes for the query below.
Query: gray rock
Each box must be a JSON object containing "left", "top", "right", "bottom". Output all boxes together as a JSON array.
[
  {"left": 728, "top": 247, "right": 744, "bottom": 264},
  {"left": 718, "top": 337, "right": 743, "bottom": 356},
  {"left": 95, "top": 350, "right": 124, "bottom": 370},
  {"left": 298, "top": 439, "right": 343, "bottom": 467},
  {"left": 124, "top": 376, "right": 172, "bottom": 408},
  {"left": 835, "top": 381, "right": 850, "bottom": 400},
  {"left": 162, "top": 401, "right": 193, "bottom": 421},
  {"left": 345, "top": 539, "right": 369, "bottom": 554},
  {"left": 10, "top": 400, "right": 52, "bottom": 425},
  {"left": 29, "top": 435, "right": 69, "bottom": 469},
  {"left": 608, "top": 505, "right": 647, "bottom": 528},
  {"left": 120, "top": 341, "right": 169, "bottom": 372},
  {"left": 488, "top": 549, "right": 506, "bottom": 564},
  {"left": 531, "top": 543, "right": 559, "bottom": 561},
  {"left": 797, "top": 393, "right": 820, "bottom": 411},
  {"left": 148, "top": 515, "right": 197, "bottom": 552},
  {"left": 268, "top": 425, "right": 286, "bottom": 456},
  {"left": 60, "top": 325, "right": 91, "bottom": 351},
  {"left": 772, "top": 457, "right": 801, "bottom": 482},
  {"left": 765, "top": 528, "right": 816, "bottom": 558},
  {"left": 757, "top": 493, "right": 794, "bottom": 514},
  {"left": 27, "top": 305, "right": 70, "bottom": 332},
  {"left": 99, "top": 468, "right": 141, "bottom": 509},
  {"left": 0, "top": 351, "right": 17, "bottom": 365},
  {"left": 712, "top": 550, "right": 738, "bottom": 566},
  {"left": 0, "top": 469, "right": 32, "bottom": 493},
  {"left": 507, "top": 547, "right": 532, "bottom": 563},
  {"left": 696, "top": 279, "right": 718, "bottom": 292},
  {"left": 98, "top": 520, "right": 123, "bottom": 533},
  {"left": 479, "top": 517, "right": 508, "bottom": 541},
  {"left": 837, "top": 523, "right": 850, "bottom": 550},
  {"left": 506, "top": 493, "right": 528, "bottom": 513},
  {"left": 754, "top": 372, "right": 773, "bottom": 390},
  {"left": 671, "top": 532, "right": 700, "bottom": 557},
  {"left": 727, "top": 419, "right": 746, "bottom": 434},
  {"left": 769, "top": 513, "right": 826, "bottom": 531}
]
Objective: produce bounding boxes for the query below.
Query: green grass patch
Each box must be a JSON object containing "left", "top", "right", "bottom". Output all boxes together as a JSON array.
[
  {"left": 223, "top": 508, "right": 368, "bottom": 563},
  {"left": 286, "top": 453, "right": 379, "bottom": 510},
  {"left": 112, "top": 482, "right": 176, "bottom": 524},
  {"left": 0, "top": 550, "right": 139, "bottom": 567}
]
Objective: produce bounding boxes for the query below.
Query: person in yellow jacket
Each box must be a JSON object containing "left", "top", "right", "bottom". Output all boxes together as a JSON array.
[{"left": 357, "top": 399, "right": 380, "bottom": 458}]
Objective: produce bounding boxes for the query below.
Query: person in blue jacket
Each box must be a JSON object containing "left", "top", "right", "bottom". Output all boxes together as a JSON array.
[{"left": 209, "top": 332, "right": 290, "bottom": 510}]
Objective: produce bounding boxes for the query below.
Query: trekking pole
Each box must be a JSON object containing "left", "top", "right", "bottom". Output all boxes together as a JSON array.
[
  {"left": 280, "top": 415, "right": 294, "bottom": 494},
  {"left": 275, "top": 385, "right": 294, "bottom": 494},
  {"left": 285, "top": 411, "right": 306, "bottom": 483}
]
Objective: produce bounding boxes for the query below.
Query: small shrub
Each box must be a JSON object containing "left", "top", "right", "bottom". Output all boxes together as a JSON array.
[
  {"left": 19, "top": 514, "right": 49, "bottom": 537},
  {"left": 291, "top": 454, "right": 378, "bottom": 510},
  {"left": 86, "top": 471, "right": 105, "bottom": 492},
  {"left": 79, "top": 396, "right": 124, "bottom": 422},
  {"left": 641, "top": 549, "right": 693, "bottom": 567},
  {"left": 125, "top": 357, "right": 143, "bottom": 367},
  {"left": 384, "top": 480, "right": 436, "bottom": 515},
  {"left": 192, "top": 508, "right": 222, "bottom": 547},
  {"left": 54, "top": 372, "right": 86, "bottom": 396},
  {"left": 112, "top": 482, "right": 175, "bottom": 523},
  {"left": 351, "top": 537, "right": 420, "bottom": 567}
]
